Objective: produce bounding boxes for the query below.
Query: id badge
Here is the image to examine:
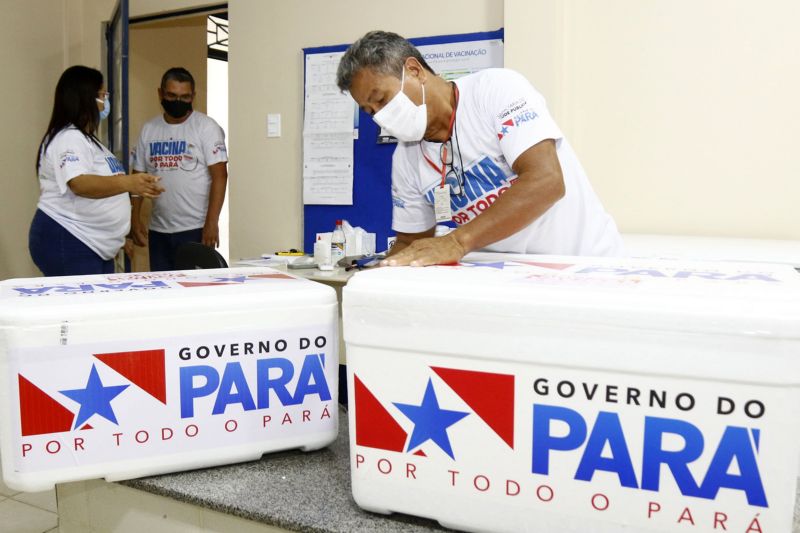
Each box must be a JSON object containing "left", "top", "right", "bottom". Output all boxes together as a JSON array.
[{"left": 433, "top": 184, "right": 452, "bottom": 223}]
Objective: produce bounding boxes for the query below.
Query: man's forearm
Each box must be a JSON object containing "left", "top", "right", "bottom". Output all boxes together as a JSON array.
[
  {"left": 452, "top": 168, "right": 564, "bottom": 254},
  {"left": 205, "top": 164, "right": 228, "bottom": 225},
  {"left": 205, "top": 179, "right": 226, "bottom": 224},
  {"left": 131, "top": 196, "right": 143, "bottom": 223}
]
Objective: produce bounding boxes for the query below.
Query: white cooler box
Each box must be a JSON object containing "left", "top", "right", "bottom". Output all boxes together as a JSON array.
[
  {"left": 0, "top": 267, "right": 338, "bottom": 491},
  {"left": 343, "top": 253, "right": 800, "bottom": 533}
]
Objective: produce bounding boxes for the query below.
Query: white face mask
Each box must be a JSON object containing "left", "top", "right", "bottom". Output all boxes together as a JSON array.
[{"left": 372, "top": 67, "right": 427, "bottom": 142}]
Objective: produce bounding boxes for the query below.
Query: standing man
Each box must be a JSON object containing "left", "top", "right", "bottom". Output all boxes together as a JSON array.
[
  {"left": 336, "top": 31, "right": 624, "bottom": 266},
  {"left": 131, "top": 67, "right": 228, "bottom": 271}
]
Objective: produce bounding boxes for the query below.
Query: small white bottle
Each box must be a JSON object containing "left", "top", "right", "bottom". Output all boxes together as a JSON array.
[
  {"left": 330, "top": 219, "right": 346, "bottom": 266},
  {"left": 313, "top": 235, "right": 330, "bottom": 267}
]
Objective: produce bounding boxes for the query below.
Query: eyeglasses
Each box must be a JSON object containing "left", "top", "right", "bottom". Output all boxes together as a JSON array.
[
  {"left": 162, "top": 91, "right": 193, "bottom": 103},
  {"left": 441, "top": 138, "right": 465, "bottom": 197}
]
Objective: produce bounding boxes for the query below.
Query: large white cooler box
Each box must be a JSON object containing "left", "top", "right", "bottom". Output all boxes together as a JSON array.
[
  {"left": 0, "top": 267, "right": 338, "bottom": 491},
  {"left": 343, "top": 253, "right": 800, "bottom": 532}
]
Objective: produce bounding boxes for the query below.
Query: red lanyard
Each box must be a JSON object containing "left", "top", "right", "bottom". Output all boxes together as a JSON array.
[{"left": 421, "top": 84, "right": 459, "bottom": 189}]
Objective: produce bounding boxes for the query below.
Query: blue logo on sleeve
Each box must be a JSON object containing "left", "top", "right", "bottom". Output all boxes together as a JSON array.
[{"left": 105, "top": 156, "right": 125, "bottom": 174}]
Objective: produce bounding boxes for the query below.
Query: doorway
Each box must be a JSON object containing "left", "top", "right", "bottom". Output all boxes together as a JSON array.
[
  {"left": 127, "top": 7, "right": 230, "bottom": 270},
  {"left": 207, "top": 13, "right": 229, "bottom": 263}
]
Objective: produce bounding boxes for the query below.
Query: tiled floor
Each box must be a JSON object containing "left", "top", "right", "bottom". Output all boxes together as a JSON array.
[{"left": 0, "top": 462, "right": 58, "bottom": 533}]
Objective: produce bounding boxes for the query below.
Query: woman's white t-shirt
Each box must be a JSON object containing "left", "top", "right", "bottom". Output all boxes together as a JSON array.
[
  {"left": 391, "top": 68, "right": 624, "bottom": 257},
  {"left": 37, "top": 127, "right": 129, "bottom": 260}
]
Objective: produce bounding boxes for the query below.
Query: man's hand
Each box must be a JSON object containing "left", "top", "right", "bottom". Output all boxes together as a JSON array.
[
  {"left": 380, "top": 232, "right": 466, "bottom": 267},
  {"left": 123, "top": 237, "right": 135, "bottom": 258},
  {"left": 130, "top": 195, "right": 148, "bottom": 247},
  {"left": 202, "top": 220, "right": 220, "bottom": 248}
]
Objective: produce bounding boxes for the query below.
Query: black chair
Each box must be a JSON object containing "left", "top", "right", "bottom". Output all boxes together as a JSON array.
[{"left": 174, "top": 242, "right": 228, "bottom": 270}]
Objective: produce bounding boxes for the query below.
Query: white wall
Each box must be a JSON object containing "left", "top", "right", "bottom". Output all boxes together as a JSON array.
[
  {"left": 129, "top": 16, "right": 209, "bottom": 144},
  {"left": 0, "top": 0, "right": 63, "bottom": 279},
  {"left": 0, "top": 0, "right": 117, "bottom": 280},
  {"left": 207, "top": 58, "right": 230, "bottom": 263},
  {"left": 227, "top": 0, "right": 504, "bottom": 261},
  {"left": 0, "top": 0, "right": 222, "bottom": 280},
  {"left": 505, "top": 0, "right": 800, "bottom": 239},
  {"left": 5, "top": 0, "right": 797, "bottom": 281}
]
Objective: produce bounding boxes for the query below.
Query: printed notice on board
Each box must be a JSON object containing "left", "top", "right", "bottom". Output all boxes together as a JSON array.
[
  {"left": 418, "top": 38, "right": 504, "bottom": 80},
  {"left": 303, "top": 52, "right": 355, "bottom": 205}
]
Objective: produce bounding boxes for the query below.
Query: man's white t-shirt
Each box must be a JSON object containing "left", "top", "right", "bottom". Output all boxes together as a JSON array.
[
  {"left": 391, "top": 68, "right": 624, "bottom": 257},
  {"left": 37, "top": 127, "right": 129, "bottom": 260},
  {"left": 132, "top": 111, "right": 228, "bottom": 233}
]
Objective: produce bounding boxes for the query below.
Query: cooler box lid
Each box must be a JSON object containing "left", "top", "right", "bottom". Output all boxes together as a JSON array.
[
  {"left": 0, "top": 267, "right": 336, "bottom": 325},
  {"left": 344, "top": 252, "right": 800, "bottom": 344},
  {"left": 0, "top": 267, "right": 339, "bottom": 491},
  {"left": 342, "top": 253, "right": 800, "bottom": 386}
]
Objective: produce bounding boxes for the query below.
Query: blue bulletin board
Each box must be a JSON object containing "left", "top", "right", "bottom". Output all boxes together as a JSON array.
[{"left": 302, "top": 29, "right": 504, "bottom": 252}]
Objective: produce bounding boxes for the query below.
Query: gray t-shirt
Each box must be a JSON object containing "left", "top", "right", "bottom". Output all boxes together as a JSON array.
[{"left": 132, "top": 111, "right": 228, "bottom": 233}]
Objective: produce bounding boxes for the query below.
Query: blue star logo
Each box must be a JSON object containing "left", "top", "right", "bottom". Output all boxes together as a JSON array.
[
  {"left": 500, "top": 126, "right": 509, "bottom": 135},
  {"left": 60, "top": 364, "right": 129, "bottom": 429},
  {"left": 463, "top": 261, "right": 506, "bottom": 269},
  {"left": 212, "top": 276, "right": 247, "bottom": 283},
  {"left": 393, "top": 379, "right": 469, "bottom": 459}
]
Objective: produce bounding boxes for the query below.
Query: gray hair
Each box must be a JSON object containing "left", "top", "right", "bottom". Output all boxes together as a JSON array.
[{"left": 336, "top": 31, "right": 435, "bottom": 92}]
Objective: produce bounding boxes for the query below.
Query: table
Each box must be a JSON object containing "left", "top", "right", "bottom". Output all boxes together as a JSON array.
[{"left": 57, "top": 408, "right": 451, "bottom": 532}]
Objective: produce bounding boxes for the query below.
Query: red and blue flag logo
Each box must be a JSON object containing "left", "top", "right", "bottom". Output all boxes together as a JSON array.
[
  {"left": 496, "top": 119, "right": 514, "bottom": 140},
  {"left": 18, "top": 349, "right": 166, "bottom": 437},
  {"left": 353, "top": 367, "right": 515, "bottom": 458}
]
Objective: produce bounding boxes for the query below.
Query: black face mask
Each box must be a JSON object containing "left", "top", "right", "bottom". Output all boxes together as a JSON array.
[{"left": 161, "top": 99, "right": 192, "bottom": 119}]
